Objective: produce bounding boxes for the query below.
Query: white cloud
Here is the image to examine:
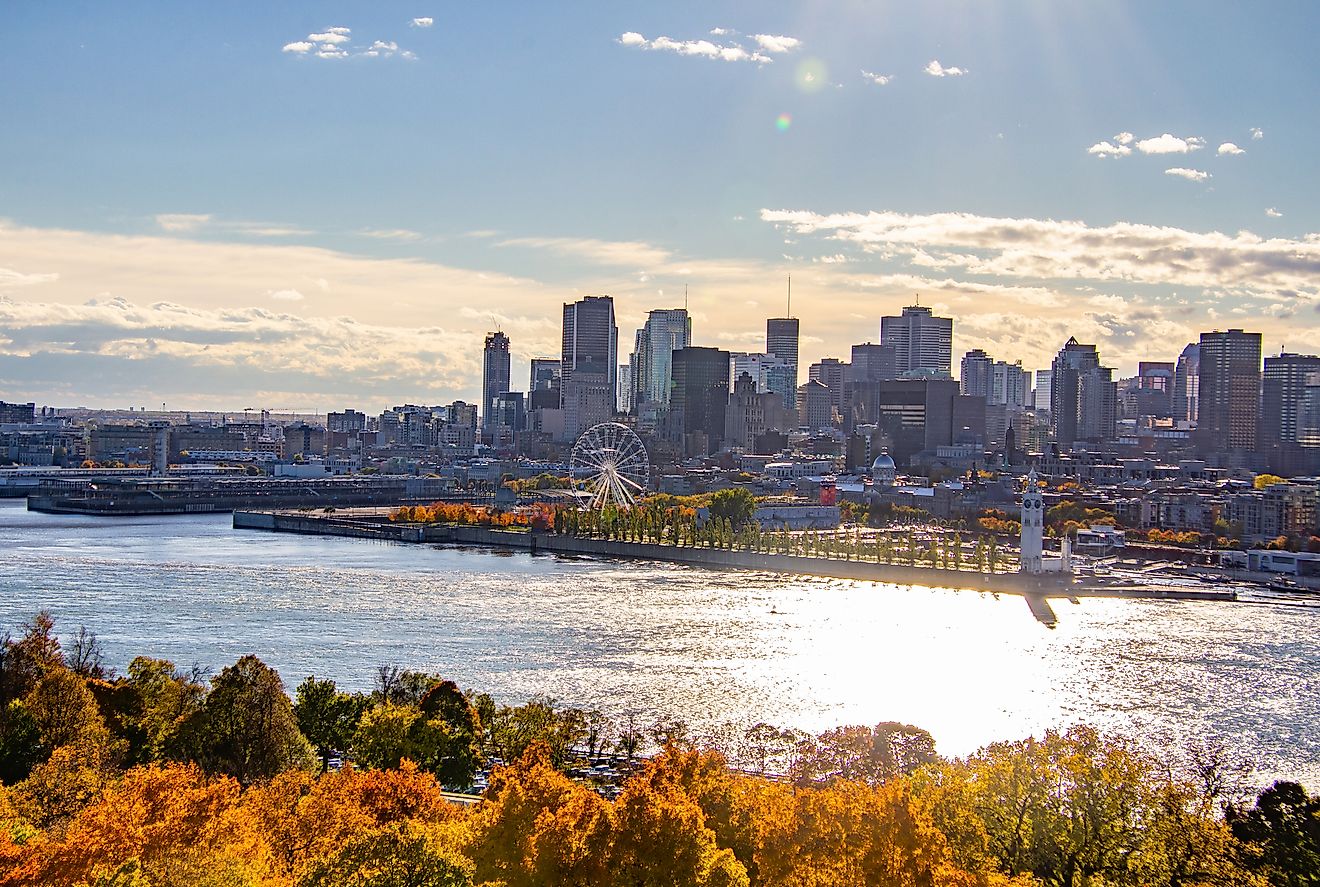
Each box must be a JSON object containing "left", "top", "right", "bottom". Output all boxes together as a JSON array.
[
  {"left": 1115, "top": 132, "right": 1134, "bottom": 145},
  {"left": 760, "top": 207, "right": 1320, "bottom": 301},
  {"left": 1217, "top": 142, "right": 1246, "bottom": 156},
  {"left": 0, "top": 267, "right": 59, "bottom": 287},
  {"left": 751, "top": 34, "right": 801, "bottom": 54},
  {"left": 285, "top": 26, "right": 412, "bottom": 60},
  {"left": 1251, "top": 127, "right": 1264, "bottom": 140},
  {"left": 358, "top": 228, "right": 423, "bottom": 241},
  {"left": 709, "top": 27, "right": 731, "bottom": 36},
  {"left": 861, "top": 70, "right": 892, "bottom": 86},
  {"left": 616, "top": 31, "right": 777, "bottom": 64},
  {"left": 1088, "top": 140, "right": 1131, "bottom": 157},
  {"left": 924, "top": 59, "right": 965, "bottom": 77},
  {"left": 155, "top": 213, "right": 212, "bottom": 232},
  {"left": 308, "top": 30, "right": 351, "bottom": 45},
  {"left": 497, "top": 236, "right": 672, "bottom": 267},
  {"left": 1164, "top": 167, "right": 1211, "bottom": 182},
  {"left": 1135, "top": 133, "right": 1204, "bottom": 154},
  {"left": 268, "top": 289, "right": 305, "bottom": 302},
  {"left": 1266, "top": 207, "right": 1283, "bottom": 218},
  {"left": 411, "top": 17, "right": 433, "bottom": 28}
]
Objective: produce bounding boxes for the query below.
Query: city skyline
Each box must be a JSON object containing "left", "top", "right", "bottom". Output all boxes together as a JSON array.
[{"left": 1, "top": 3, "right": 1318, "bottom": 411}]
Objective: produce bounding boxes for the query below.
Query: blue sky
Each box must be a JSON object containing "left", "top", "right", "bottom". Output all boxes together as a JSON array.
[{"left": 1, "top": 2, "right": 1317, "bottom": 410}]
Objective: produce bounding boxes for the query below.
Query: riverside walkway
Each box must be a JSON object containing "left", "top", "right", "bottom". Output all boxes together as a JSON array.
[{"left": 233, "top": 509, "right": 1236, "bottom": 624}]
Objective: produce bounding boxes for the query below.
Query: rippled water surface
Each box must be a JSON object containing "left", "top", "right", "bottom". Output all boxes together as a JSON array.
[{"left": 2, "top": 500, "right": 1316, "bottom": 784}]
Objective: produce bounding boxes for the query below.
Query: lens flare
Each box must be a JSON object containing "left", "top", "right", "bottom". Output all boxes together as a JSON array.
[
  {"left": 795, "top": 58, "right": 829, "bottom": 93},
  {"left": 775, "top": 113, "right": 792, "bottom": 132}
]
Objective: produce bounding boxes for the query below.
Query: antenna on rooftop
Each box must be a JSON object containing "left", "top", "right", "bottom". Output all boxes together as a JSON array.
[
  {"left": 684, "top": 283, "right": 689, "bottom": 311},
  {"left": 787, "top": 274, "right": 792, "bottom": 316}
]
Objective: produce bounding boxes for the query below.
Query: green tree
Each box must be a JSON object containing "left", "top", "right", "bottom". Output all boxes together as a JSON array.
[
  {"left": 179, "top": 654, "right": 314, "bottom": 785},
  {"left": 294, "top": 676, "right": 368, "bottom": 772},
  {"left": 1227, "top": 781, "right": 1320, "bottom": 886},
  {"left": 708, "top": 488, "right": 757, "bottom": 530}
]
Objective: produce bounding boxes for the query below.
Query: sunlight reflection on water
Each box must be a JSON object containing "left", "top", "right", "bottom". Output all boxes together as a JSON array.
[{"left": 2, "top": 501, "right": 1316, "bottom": 785}]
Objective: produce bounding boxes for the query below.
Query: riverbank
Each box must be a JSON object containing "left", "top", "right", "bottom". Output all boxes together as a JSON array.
[{"left": 233, "top": 509, "right": 1238, "bottom": 615}]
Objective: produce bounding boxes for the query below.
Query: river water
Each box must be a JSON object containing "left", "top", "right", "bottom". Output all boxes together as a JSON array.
[{"left": 1, "top": 500, "right": 1316, "bottom": 786}]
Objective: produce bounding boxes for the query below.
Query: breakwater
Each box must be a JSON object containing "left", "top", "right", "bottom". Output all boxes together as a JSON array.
[{"left": 232, "top": 510, "right": 1237, "bottom": 611}]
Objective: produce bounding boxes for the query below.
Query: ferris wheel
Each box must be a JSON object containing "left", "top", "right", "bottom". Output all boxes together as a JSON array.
[{"left": 569, "top": 422, "right": 650, "bottom": 509}]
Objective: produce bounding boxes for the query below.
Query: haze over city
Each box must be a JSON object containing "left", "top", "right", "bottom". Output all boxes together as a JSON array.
[{"left": 2, "top": 2, "right": 1317, "bottom": 411}]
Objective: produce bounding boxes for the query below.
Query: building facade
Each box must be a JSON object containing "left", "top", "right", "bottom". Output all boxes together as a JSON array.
[
  {"left": 481, "top": 331, "right": 512, "bottom": 434},
  {"left": 880, "top": 305, "right": 953, "bottom": 378},
  {"left": 561, "top": 296, "right": 618, "bottom": 441}
]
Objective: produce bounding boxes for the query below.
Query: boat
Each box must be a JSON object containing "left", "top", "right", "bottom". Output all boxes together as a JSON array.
[{"left": 1266, "top": 576, "right": 1305, "bottom": 593}]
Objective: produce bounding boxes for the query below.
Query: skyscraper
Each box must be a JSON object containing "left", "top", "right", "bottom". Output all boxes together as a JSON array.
[
  {"left": 960, "top": 349, "right": 993, "bottom": 398},
  {"left": 481, "top": 331, "right": 511, "bottom": 434},
  {"left": 766, "top": 317, "right": 800, "bottom": 410},
  {"left": 1050, "top": 338, "right": 1116, "bottom": 445},
  {"left": 530, "top": 358, "right": 560, "bottom": 392},
  {"left": 1173, "top": 343, "right": 1200, "bottom": 423},
  {"left": 990, "top": 361, "right": 1030, "bottom": 411},
  {"left": 1259, "top": 352, "right": 1320, "bottom": 465},
  {"left": 630, "top": 308, "right": 692, "bottom": 410},
  {"left": 880, "top": 305, "right": 953, "bottom": 378},
  {"left": 670, "top": 346, "right": 730, "bottom": 456},
  {"left": 1196, "top": 329, "right": 1261, "bottom": 459},
  {"left": 561, "top": 296, "right": 618, "bottom": 441}
]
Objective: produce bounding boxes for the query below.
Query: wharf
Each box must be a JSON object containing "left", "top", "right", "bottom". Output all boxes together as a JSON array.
[
  {"left": 28, "top": 476, "right": 471, "bottom": 516},
  {"left": 233, "top": 510, "right": 1239, "bottom": 618}
]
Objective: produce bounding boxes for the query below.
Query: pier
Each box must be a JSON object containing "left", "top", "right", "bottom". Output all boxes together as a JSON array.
[{"left": 232, "top": 509, "right": 1239, "bottom": 617}]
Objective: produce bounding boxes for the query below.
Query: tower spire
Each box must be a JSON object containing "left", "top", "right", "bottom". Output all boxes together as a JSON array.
[{"left": 787, "top": 274, "right": 792, "bottom": 316}]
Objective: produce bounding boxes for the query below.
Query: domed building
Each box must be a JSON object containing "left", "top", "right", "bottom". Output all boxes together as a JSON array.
[{"left": 870, "top": 452, "right": 897, "bottom": 487}]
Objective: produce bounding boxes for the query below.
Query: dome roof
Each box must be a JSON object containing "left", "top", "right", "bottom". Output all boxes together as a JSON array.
[{"left": 871, "top": 454, "right": 896, "bottom": 471}]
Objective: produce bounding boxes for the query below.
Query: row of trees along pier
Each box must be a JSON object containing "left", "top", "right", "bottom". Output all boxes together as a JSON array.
[
  {"left": 1, "top": 612, "right": 1316, "bottom": 887},
  {"left": 390, "top": 488, "right": 1014, "bottom": 573}
]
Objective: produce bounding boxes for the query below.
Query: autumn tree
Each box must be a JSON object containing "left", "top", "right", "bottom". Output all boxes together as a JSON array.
[
  {"left": 178, "top": 655, "right": 313, "bottom": 785},
  {"left": 298, "top": 822, "right": 472, "bottom": 887},
  {"left": 792, "top": 721, "right": 937, "bottom": 787},
  {"left": 467, "top": 744, "right": 615, "bottom": 887}
]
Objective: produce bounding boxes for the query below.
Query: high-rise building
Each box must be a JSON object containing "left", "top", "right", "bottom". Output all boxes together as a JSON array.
[
  {"left": 766, "top": 317, "right": 800, "bottom": 409},
  {"left": 960, "top": 349, "right": 993, "bottom": 398},
  {"left": 797, "top": 380, "right": 833, "bottom": 432},
  {"left": 808, "top": 358, "right": 848, "bottom": 416},
  {"left": 670, "top": 346, "right": 730, "bottom": 456},
  {"left": 1260, "top": 352, "right": 1320, "bottom": 456},
  {"left": 990, "top": 361, "right": 1031, "bottom": 411},
  {"left": 1174, "top": 344, "right": 1200, "bottom": 423},
  {"left": 630, "top": 308, "right": 692, "bottom": 410},
  {"left": 1034, "top": 369, "right": 1053, "bottom": 414},
  {"left": 0, "top": 401, "right": 36, "bottom": 424},
  {"left": 1136, "top": 361, "right": 1176, "bottom": 419},
  {"left": 880, "top": 305, "right": 953, "bottom": 378},
  {"left": 1050, "top": 338, "right": 1116, "bottom": 445},
  {"left": 850, "top": 342, "right": 898, "bottom": 383},
  {"left": 561, "top": 296, "right": 618, "bottom": 441},
  {"left": 530, "top": 359, "right": 560, "bottom": 392},
  {"left": 725, "top": 372, "right": 796, "bottom": 450},
  {"left": 617, "top": 363, "right": 633, "bottom": 414},
  {"left": 1196, "top": 329, "right": 1261, "bottom": 459},
  {"left": 481, "top": 332, "right": 511, "bottom": 433}
]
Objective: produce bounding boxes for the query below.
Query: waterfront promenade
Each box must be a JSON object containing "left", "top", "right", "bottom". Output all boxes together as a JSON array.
[{"left": 233, "top": 509, "right": 1237, "bottom": 616}]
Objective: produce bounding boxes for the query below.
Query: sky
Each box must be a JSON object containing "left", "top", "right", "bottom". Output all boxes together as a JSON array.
[{"left": 1, "top": 1, "right": 1318, "bottom": 412}]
